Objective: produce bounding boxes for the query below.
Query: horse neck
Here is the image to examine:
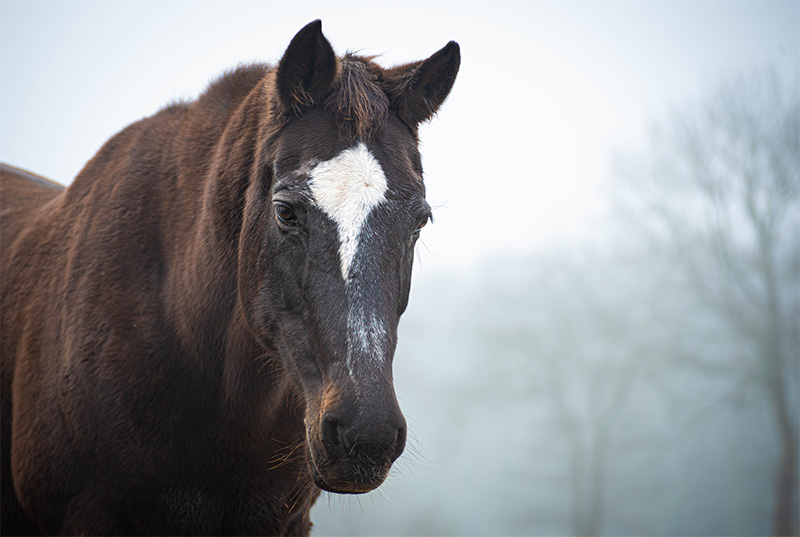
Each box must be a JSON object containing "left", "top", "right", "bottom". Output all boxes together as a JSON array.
[{"left": 166, "top": 73, "right": 290, "bottom": 418}]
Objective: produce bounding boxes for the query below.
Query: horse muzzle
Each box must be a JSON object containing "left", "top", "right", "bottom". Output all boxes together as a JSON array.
[{"left": 305, "top": 394, "right": 407, "bottom": 494}]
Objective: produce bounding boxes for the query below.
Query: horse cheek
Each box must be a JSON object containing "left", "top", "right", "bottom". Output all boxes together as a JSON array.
[{"left": 236, "top": 199, "right": 273, "bottom": 342}]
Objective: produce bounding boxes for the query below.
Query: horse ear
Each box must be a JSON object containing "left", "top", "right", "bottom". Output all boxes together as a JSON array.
[
  {"left": 276, "top": 20, "right": 338, "bottom": 113},
  {"left": 384, "top": 41, "right": 461, "bottom": 127}
]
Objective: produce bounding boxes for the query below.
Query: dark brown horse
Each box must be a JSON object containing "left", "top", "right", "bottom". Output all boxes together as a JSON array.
[{"left": 0, "top": 20, "right": 459, "bottom": 535}]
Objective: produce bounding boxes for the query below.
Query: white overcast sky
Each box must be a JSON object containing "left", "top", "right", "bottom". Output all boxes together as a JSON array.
[{"left": 1, "top": 0, "right": 797, "bottom": 273}]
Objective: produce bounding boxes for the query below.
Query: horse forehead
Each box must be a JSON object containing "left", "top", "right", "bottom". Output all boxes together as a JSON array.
[
  {"left": 308, "top": 143, "right": 391, "bottom": 280},
  {"left": 308, "top": 143, "right": 388, "bottom": 224}
]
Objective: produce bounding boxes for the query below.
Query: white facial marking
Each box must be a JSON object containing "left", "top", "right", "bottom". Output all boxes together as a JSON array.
[
  {"left": 308, "top": 143, "right": 390, "bottom": 380},
  {"left": 347, "top": 311, "right": 387, "bottom": 382},
  {"left": 308, "top": 143, "right": 388, "bottom": 281}
]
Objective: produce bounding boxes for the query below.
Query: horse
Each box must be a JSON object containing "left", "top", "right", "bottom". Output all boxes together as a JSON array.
[{"left": 0, "top": 20, "right": 459, "bottom": 535}]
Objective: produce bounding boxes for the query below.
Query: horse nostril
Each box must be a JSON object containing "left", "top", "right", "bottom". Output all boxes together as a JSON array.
[
  {"left": 392, "top": 424, "right": 407, "bottom": 461},
  {"left": 321, "top": 415, "right": 343, "bottom": 456},
  {"left": 336, "top": 421, "right": 407, "bottom": 462},
  {"left": 341, "top": 425, "right": 355, "bottom": 456}
]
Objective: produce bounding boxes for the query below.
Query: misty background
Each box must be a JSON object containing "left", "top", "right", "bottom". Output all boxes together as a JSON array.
[{"left": 1, "top": 1, "right": 798, "bottom": 535}]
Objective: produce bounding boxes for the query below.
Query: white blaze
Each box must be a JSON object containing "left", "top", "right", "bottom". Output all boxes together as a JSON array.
[
  {"left": 309, "top": 143, "right": 388, "bottom": 281},
  {"left": 308, "top": 143, "right": 390, "bottom": 378}
]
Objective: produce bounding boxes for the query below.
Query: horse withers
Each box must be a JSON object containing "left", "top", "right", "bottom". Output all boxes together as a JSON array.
[{"left": 1, "top": 21, "right": 459, "bottom": 535}]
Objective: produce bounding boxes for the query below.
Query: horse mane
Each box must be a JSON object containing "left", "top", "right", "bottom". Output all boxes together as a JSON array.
[
  {"left": 323, "top": 53, "right": 389, "bottom": 141},
  {"left": 192, "top": 54, "right": 388, "bottom": 143},
  {"left": 198, "top": 63, "right": 271, "bottom": 114}
]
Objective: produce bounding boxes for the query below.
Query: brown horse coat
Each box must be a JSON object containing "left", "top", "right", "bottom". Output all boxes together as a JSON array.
[{"left": 1, "top": 21, "right": 458, "bottom": 536}]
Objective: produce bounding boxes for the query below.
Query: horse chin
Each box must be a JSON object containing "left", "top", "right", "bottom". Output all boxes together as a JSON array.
[{"left": 308, "top": 450, "right": 389, "bottom": 495}]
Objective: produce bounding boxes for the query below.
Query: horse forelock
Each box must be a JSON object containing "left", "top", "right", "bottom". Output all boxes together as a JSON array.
[
  {"left": 196, "top": 55, "right": 390, "bottom": 146},
  {"left": 323, "top": 54, "right": 389, "bottom": 141}
]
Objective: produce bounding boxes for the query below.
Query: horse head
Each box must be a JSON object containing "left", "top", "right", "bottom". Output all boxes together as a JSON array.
[{"left": 236, "top": 21, "right": 459, "bottom": 494}]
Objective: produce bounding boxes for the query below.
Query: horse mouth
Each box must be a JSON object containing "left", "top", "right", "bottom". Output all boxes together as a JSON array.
[{"left": 307, "top": 447, "right": 391, "bottom": 495}]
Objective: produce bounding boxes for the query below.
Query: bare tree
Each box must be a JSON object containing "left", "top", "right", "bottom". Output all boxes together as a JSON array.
[
  {"left": 522, "top": 253, "right": 668, "bottom": 537},
  {"left": 614, "top": 69, "right": 800, "bottom": 536},
  {"left": 458, "top": 247, "right": 680, "bottom": 536}
]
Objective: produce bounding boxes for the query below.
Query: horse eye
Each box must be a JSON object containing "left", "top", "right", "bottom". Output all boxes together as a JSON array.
[
  {"left": 274, "top": 202, "right": 297, "bottom": 225},
  {"left": 414, "top": 216, "right": 429, "bottom": 234}
]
